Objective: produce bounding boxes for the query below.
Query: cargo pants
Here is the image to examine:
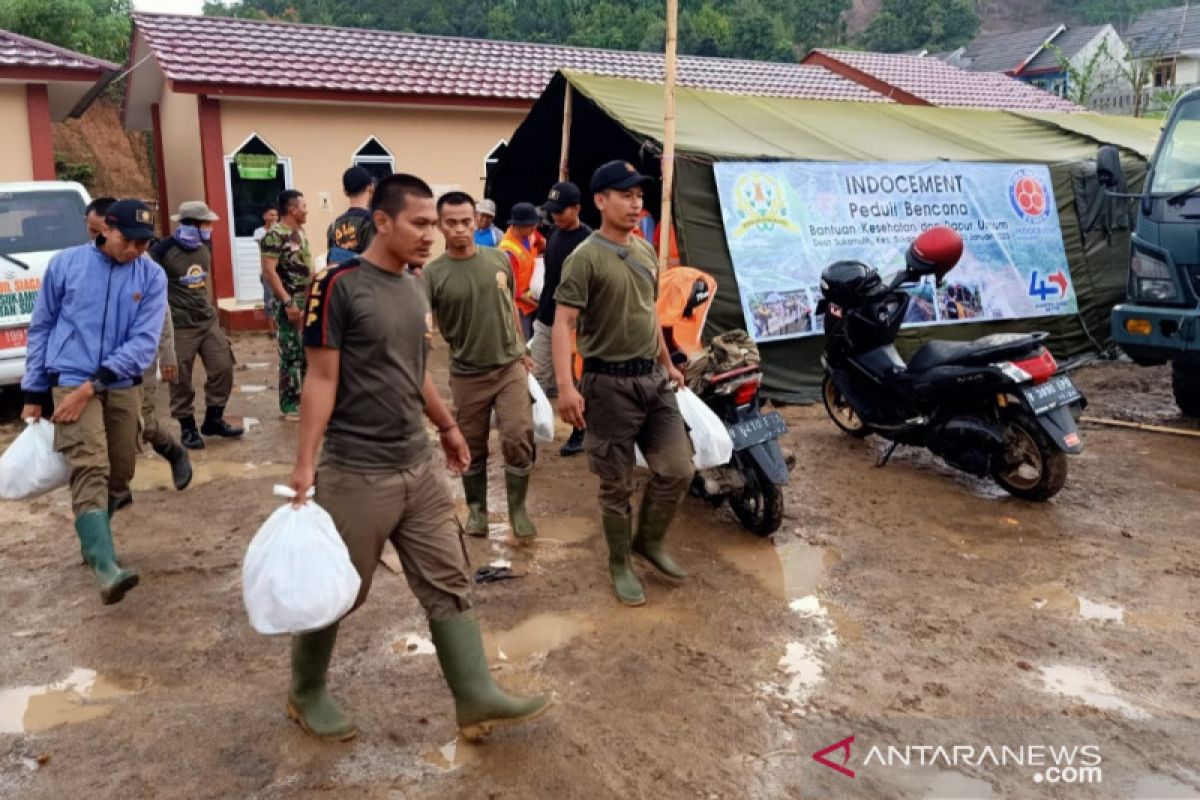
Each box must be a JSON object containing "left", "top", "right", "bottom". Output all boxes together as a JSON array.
[
  {"left": 316, "top": 458, "right": 472, "bottom": 621},
  {"left": 52, "top": 386, "right": 141, "bottom": 518},
  {"left": 580, "top": 367, "right": 694, "bottom": 516},
  {"left": 448, "top": 360, "right": 535, "bottom": 477},
  {"left": 273, "top": 297, "right": 307, "bottom": 415},
  {"left": 139, "top": 373, "right": 173, "bottom": 451},
  {"left": 170, "top": 318, "right": 236, "bottom": 419}
]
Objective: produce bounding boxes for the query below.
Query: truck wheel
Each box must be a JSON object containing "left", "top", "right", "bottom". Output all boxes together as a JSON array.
[
  {"left": 992, "top": 409, "right": 1067, "bottom": 502},
  {"left": 822, "top": 375, "right": 869, "bottom": 438},
  {"left": 1171, "top": 363, "right": 1200, "bottom": 418}
]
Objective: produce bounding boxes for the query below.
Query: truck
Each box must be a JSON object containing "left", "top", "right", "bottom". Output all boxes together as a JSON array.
[
  {"left": 1103, "top": 89, "right": 1200, "bottom": 418},
  {"left": 0, "top": 182, "right": 92, "bottom": 388}
]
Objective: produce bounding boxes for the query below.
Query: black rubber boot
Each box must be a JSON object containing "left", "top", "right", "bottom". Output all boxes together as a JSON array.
[
  {"left": 108, "top": 492, "right": 133, "bottom": 516},
  {"left": 632, "top": 496, "right": 687, "bottom": 580},
  {"left": 201, "top": 405, "right": 244, "bottom": 438},
  {"left": 179, "top": 415, "right": 205, "bottom": 450},
  {"left": 559, "top": 427, "right": 585, "bottom": 457},
  {"left": 430, "top": 611, "right": 551, "bottom": 742},
  {"left": 74, "top": 510, "right": 139, "bottom": 605},
  {"left": 601, "top": 512, "right": 645, "bottom": 606},
  {"left": 461, "top": 472, "right": 489, "bottom": 537},
  {"left": 152, "top": 438, "right": 193, "bottom": 490},
  {"left": 287, "top": 623, "right": 357, "bottom": 741}
]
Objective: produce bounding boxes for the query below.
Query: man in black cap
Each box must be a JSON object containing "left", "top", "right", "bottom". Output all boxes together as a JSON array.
[
  {"left": 21, "top": 199, "right": 167, "bottom": 604},
  {"left": 533, "top": 181, "right": 590, "bottom": 456},
  {"left": 552, "top": 161, "right": 694, "bottom": 607},
  {"left": 327, "top": 166, "right": 376, "bottom": 265},
  {"left": 498, "top": 201, "right": 545, "bottom": 341}
]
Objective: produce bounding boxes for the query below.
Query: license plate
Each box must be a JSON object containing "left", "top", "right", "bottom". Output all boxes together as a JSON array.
[
  {"left": 728, "top": 412, "right": 788, "bottom": 450},
  {"left": 0, "top": 327, "right": 27, "bottom": 350},
  {"left": 1022, "top": 374, "right": 1082, "bottom": 414}
]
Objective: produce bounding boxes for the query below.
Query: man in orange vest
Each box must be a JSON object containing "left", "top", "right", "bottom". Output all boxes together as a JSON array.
[{"left": 498, "top": 202, "right": 545, "bottom": 341}]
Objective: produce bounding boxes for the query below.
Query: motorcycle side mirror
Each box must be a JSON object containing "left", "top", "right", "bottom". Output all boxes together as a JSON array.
[
  {"left": 1096, "top": 144, "right": 1123, "bottom": 190},
  {"left": 906, "top": 225, "right": 963, "bottom": 283}
]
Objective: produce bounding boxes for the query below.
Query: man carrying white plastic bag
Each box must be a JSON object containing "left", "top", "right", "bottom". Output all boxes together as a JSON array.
[
  {"left": 0, "top": 418, "right": 70, "bottom": 500},
  {"left": 282, "top": 174, "right": 549, "bottom": 743},
  {"left": 243, "top": 486, "right": 360, "bottom": 635}
]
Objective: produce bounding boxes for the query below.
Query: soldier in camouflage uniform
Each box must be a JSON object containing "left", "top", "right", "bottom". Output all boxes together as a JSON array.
[{"left": 259, "top": 190, "right": 313, "bottom": 419}]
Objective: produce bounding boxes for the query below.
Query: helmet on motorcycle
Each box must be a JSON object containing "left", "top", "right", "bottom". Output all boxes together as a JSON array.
[
  {"left": 906, "top": 226, "right": 963, "bottom": 281},
  {"left": 819, "top": 260, "right": 882, "bottom": 308}
]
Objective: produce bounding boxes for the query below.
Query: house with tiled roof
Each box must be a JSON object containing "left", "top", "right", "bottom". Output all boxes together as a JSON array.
[
  {"left": 802, "top": 49, "right": 1087, "bottom": 112},
  {"left": 0, "top": 29, "right": 118, "bottom": 182},
  {"left": 1125, "top": 5, "right": 1200, "bottom": 94},
  {"left": 122, "top": 12, "right": 887, "bottom": 325},
  {"left": 942, "top": 23, "right": 1129, "bottom": 113}
]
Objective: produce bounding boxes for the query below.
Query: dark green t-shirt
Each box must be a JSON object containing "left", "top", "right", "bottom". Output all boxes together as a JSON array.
[
  {"left": 326, "top": 207, "right": 374, "bottom": 255},
  {"left": 259, "top": 223, "right": 313, "bottom": 296},
  {"left": 555, "top": 233, "right": 660, "bottom": 362},
  {"left": 150, "top": 238, "right": 216, "bottom": 329},
  {"left": 302, "top": 257, "right": 432, "bottom": 473},
  {"left": 424, "top": 247, "right": 524, "bottom": 375}
]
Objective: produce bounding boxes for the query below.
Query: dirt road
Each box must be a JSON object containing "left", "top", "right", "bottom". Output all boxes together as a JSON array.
[{"left": 1, "top": 337, "right": 1198, "bottom": 799}]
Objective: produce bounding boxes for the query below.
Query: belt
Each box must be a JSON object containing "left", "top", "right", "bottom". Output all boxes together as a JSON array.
[{"left": 583, "top": 358, "right": 656, "bottom": 377}]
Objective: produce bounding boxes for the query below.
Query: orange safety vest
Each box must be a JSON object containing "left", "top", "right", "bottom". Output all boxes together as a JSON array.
[
  {"left": 498, "top": 227, "right": 545, "bottom": 316},
  {"left": 657, "top": 266, "right": 716, "bottom": 357}
]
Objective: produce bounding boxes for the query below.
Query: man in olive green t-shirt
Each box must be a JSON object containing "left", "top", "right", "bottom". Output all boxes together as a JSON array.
[
  {"left": 553, "top": 161, "right": 694, "bottom": 607},
  {"left": 425, "top": 191, "right": 538, "bottom": 542}
]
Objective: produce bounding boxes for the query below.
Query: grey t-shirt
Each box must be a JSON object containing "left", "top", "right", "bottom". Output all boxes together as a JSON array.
[{"left": 302, "top": 257, "right": 432, "bottom": 473}]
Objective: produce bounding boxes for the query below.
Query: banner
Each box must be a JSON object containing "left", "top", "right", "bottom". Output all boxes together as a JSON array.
[{"left": 713, "top": 161, "right": 1077, "bottom": 342}]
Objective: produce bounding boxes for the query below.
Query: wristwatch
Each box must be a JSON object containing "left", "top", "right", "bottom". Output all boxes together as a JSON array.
[{"left": 90, "top": 377, "right": 107, "bottom": 393}]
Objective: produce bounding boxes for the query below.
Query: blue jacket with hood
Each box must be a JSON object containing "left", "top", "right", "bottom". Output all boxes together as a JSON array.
[{"left": 22, "top": 242, "right": 167, "bottom": 402}]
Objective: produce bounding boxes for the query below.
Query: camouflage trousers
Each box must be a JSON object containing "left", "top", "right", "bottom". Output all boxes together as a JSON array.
[{"left": 274, "top": 298, "right": 307, "bottom": 415}]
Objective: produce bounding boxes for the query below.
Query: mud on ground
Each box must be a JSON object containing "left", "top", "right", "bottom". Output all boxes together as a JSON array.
[{"left": 1, "top": 340, "right": 1198, "bottom": 799}]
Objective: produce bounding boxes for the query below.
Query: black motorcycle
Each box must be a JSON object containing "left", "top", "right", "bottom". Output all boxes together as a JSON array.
[{"left": 816, "top": 226, "right": 1086, "bottom": 501}]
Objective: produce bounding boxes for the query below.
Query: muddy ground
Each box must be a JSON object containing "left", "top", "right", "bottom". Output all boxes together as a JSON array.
[{"left": 1, "top": 336, "right": 1198, "bottom": 799}]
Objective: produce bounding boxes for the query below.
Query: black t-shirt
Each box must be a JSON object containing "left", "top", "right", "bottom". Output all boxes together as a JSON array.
[
  {"left": 537, "top": 223, "right": 592, "bottom": 326},
  {"left": 326, "top": 207, "right": 374, "bottom": 255},
  {"left": 150, "top": 237, "right": 216, "bottom": 329}
]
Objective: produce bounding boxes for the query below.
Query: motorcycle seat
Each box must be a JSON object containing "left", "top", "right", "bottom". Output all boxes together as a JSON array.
[{"left": 907, "top": 333, "right": 1045, "bottom": 373}]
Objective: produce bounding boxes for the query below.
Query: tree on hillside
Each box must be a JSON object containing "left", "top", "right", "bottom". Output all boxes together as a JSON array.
[
  {"left": 861, "top": 0, "right": 978, "bottom": 53},
  {"left": 0, "top": 0, "right": 132, "bottom": 64}
]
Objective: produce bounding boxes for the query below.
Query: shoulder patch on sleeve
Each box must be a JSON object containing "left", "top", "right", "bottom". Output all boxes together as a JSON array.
[{"left": 303, "top": 259, "right": 358, "bottom": 347}]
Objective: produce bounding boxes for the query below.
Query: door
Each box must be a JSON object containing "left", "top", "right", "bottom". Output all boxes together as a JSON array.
[{"left": 224, "top": 135, "right": 291, "bottom": 304}]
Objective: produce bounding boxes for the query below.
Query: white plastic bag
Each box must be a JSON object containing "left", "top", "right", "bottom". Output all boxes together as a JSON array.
[
  {"left": 0, "top": 418, "right": 69, "bottom": 500},
  {"left": 242, "top": 485, "right": 361, "bottom": 635},
  {"left": 529, "top": 373, "right": 555, "bottom": 443},
  {"left": 677, "top": 388, "right": 734, "bottom": 470},
  {"left": 530, "top": 257, "right": 546, "bottom": 301}
]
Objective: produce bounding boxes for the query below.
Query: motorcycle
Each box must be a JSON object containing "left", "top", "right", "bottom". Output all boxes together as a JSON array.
[
  {"left": 660, "top": 267, "right": 792, "bottom": 535},
  {"left": 816, "top": 226, "right": 1086, "bottom": 501}
]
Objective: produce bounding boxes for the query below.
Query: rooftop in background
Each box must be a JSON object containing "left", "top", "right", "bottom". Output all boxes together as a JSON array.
[
  {"left": 123, "top": 11, "right": 881, "bottom": 129},
  {"left": 1124, "top": 5, "right": 1200, "bottom": 57},
  {"left": 805, "top": 49, "right": 1086, "bottom": 113},
  {"left": 957, "top": 24, "right": 1064, "bottom": 74},
  {"left": 0, "top": 28, "right": 120, "bottom": 118}
]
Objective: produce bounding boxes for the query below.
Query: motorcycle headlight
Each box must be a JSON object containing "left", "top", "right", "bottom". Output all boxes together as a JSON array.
[{"left": 1130, "top": 250, "right": 1183, "bottom": 302}]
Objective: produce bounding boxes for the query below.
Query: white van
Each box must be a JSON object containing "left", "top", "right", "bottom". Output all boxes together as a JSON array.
[{"left": 0, "top": 182, "right": 92, "bottom": 387}]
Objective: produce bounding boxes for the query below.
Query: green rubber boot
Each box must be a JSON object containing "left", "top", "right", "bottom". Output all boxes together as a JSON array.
[
  {"left": 504, "top": 467, "right": 537, "bottom": 542},
  {"left": 287, "top": 623, "right": 357, "bottom": 741},
  {"left": 430, "top": 611, "right": 551, "bottom": 742},
  {"left": 74, "top": 510, "right": 139, "bottom": 605},
  {"left": 601, "top": 512, "right": 646, "bottom": 606},
  {"left": 632, "top": 496, "right": 687, "bottom": 580},
  {"left": 461, "top": 472, "right": 489, "bottom": 537}
]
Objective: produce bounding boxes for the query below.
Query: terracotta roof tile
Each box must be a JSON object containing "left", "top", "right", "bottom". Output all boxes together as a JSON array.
[
  {"left": 132, "top": 12, "right": 884, "bottom": 102},
  {"left": 812, "top": 49, "right": 1086, "bottom": 112},
  {"left": 0, "top": 28, "right": 119, "bottom": 74}
]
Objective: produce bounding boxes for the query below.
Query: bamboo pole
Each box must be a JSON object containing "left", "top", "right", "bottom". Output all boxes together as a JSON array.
[
  {"left": 1080, "top": 416, "right": 1200, "bottom": 439},
  {"left": 559, "top": 83, "right": 573, "bottom": 181},
  {"left": 658, "top": 0, "right": 678, "bottom": 271}
]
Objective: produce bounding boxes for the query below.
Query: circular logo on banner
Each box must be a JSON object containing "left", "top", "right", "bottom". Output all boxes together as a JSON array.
[
  {"left": 732, "top": 173, "right": 797, "bottom": 236},
  {"left": 1008, "top": 169, "right": 1050, "bottom": 223}
]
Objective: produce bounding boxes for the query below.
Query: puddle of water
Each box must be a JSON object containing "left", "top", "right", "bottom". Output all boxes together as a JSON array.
[
  {"left": 530, "top": 516, "right": 596, "bottom": 546},
  {"left": 239, "top": 384, "right": 268, "bottom": 393},
  {"left": 0, "top": 668, "right": 141, "bottom": 733},
  {"left": 423, "top": 735, "right": 480, "bottom": 771},
  {"left": 391, "top": 634, "right": 435, "bottom": 656},
  {"left": 1039, "top": 664, "right": 1149, "bottom": 720},
  {"left": 717, "top": 539, "right": 840, "bottom": 601},
  {"left": 1077, "top": 597, "right": 1125, "bottom": 624},
  {"left": 925, "top": 770, "right": 998, "bottom": 799},
  {"left": 131, "top": 458, "right": 290, "bottom": 491},
  {"left": 484, "top": 612, "right": 588, "bottom": 663},
  {"left": 1132, "top": 774, "right": 1200, "bottom": 799},
  {"left": 244, "top": 362, "right": 271, "bottom": 370}
]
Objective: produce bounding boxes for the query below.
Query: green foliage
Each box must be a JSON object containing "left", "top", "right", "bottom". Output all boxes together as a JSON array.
[
  {"left": 54, "top": 156, "right": 96, "bottom": 190},
  {"left": 0, "top": 0, "right": 132, "bottom": 64},
  {"left": 860, "top": 0, "right": 978, "bottom": 53},
  {"left": 1048, "top": 0, "right": 1175, "bottom": 27},
  {"left": 202, "top": 0, "right": 849, "bottom": 61}
]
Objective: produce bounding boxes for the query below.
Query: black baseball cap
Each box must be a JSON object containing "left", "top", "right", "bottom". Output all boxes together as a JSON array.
[
  {"left": 104, "top": 199, "right": 156, "bottom": 240},
  {"left": 543, "top": 181, "right": 582, "bottom": 213},
  {"left": 342, "top": 166, "right": 375, "bottom": 195},
  {"left": 508, "top": 202, "right": 540, "bottom": 226},
  {"left": 590, "top": 160, "right": 654, "bottom": 193}
]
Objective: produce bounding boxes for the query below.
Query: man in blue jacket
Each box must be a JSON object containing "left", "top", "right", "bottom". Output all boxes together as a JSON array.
[{"left": 21, "top": 199, "right": 167, "bottom": 605}]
